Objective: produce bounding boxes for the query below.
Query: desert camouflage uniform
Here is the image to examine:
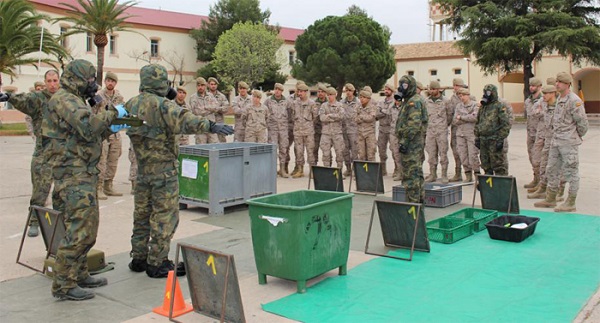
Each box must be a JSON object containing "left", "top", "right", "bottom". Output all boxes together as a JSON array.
[
  {"left": 377, "top": 96, "right": 395, "bottom": 170},
  {"left": 425, "top": 94, "right": 451, "bottom": 175},
  {"left": 356, "top": 100, "right": 378, "bottom": 161},
  {"left": 94, "top": 88, "right": 125, "bottom": 184},
  {"left": 452, "top": 100, "right": 480, "bottom": 173},
  {"left": 210, "top": 90, "right": 229, "bottom": 143},
  {"left": 173, "top": 98, "right": 190, "bottom": 145},
  {"left": 292, "top": 97, "right": 317, "bottom": 167},
  {"left": 285, "top": 94, "right": 297, "bottom": 166},
  {"left": 313, "top": 97, "right": 327, "bottom": 164},
  {"left": 245, "top": 102, "right": 269, "bottom": 143},
  {"left": 265, "top": 94, "right": 289, "bottom": 164},
  {"left": 8, "top": 90, "right": 54, "bottom": 226},
  {"left": 42, "top": 60, "right": 117, "bottom": 294},
  {"left": 388, "top": 101, "right": 403, "bottom": 178},
  {"left": 446, "top": 94, "right": 462, "bottom": 175},
  {"left": 125, "top": 64, "right": 212, "bottom": 268},
  {"left": 500, "top": 99, "right": 514, "bottom": 172},
  {"left": 535, "top": 100, "right": 556, "bottom": 185},
  {"left": 342, "top": 97, "right": 359, "bottom": 168},
  {"left": 189, "top": 92, "right": 218, "bottom": 143},
  {"left": 232, "top": 94, "right": 251, "bottom": 142},
  {"left": 319, "top": 101, "right": 346, "bottom": 167},
  {"left": 525, "top": 93, "right": 543, "bottom": 176},
  {"left": 475, "top": 85, "right": 511, "bottom": 175}
]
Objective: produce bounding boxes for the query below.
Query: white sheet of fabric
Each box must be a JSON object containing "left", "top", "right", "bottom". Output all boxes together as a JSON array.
[
  {"left": 260, "top": 215, "right": 287, "bottom": 227},
  {"left": 511, "top": 223, "right": 528, "bottom": 229}
]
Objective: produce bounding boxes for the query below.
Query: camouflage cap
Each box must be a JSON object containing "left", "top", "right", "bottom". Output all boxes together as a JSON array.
[
  {"left": 546, "top": 77, "right": 556, "bottom": 85},
  {"left": 429, "top": 80, "right": 441, "bottom": 89},
  {"left": 359, "top": 90, "right": 372, "bottom": 98},
  {"left": 384, "top": 83, "right": 395, "bottom": 91},
  {"left": 139, "top": 64, "right": 169, "bottom": 97},
  {"left": 207, "top": 77, "right": 219, "bottom": 84},
  {"left": 317, "top": 83, "right": 328, "bottom": 91},
  {"left": 416, "top": 81, "right": 425, "bottom": 90},
  {"left": 457, "top": 87, "right": 470, "bottom": 95},
  {"left": 297, "top": 83, "right": 309, "bottom": 91},
  {"left": 196, "top": 77, "right": 207, "bottom": 85},
  {"left": 105, "top": 71, "right": 118, "bottom": 82},
  {"left": 541, "top": 85, "right": 557, "bottom": 93},
  {"left": 362, "top": 85, "right": 373, "bottom": 93},
  {"left": 252, "top": 89, "right": 263, "bottom": 98},
  {"left": 238, "top": 81, "right": 249, "bottom": 89},
  {"left": 344, "top": 83, "right": 355, "bottom": 91},
  {"left": 176, "top": 86, "right": 187, "bottom": 93},
  {"left": 529, "top": 77, "right": 542, "bottom": 86},
  {"left": 326, "top": 87, "right": 337, "bottom": 96},
  {"left": 556, "top": 72, "right": 572, "bottom": 84},
  {"left": 295, "top": 80, "right": 306, "bottom": 88},
  {"left": 453, "top": 78, "right": 465, "bottom": 86},
  {"left": 34, "top": 81, "right": 45, "bottom": 88},
  {"left": 274, "top": 83, "right": 284, "bottom": 91}
]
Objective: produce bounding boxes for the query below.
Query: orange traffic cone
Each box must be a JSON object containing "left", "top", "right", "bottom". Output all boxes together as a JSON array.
[{"left": 152, "top": 270, "right": 193, "bottom": 318}]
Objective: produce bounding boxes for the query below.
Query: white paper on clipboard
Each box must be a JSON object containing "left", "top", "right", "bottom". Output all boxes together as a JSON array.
[{"left": 181, "top": 159, "right": 198, "bottom": 179}]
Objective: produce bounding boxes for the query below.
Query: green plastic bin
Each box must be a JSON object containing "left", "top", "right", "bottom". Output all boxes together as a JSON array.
[
  {"left": 426, "top": 217, "right": 474, "bottom": 244},
  {"left": 446, "top": 208, "right": 498, "bottom": 232},
  {"left": 247, "top": 190, "right": 354, "bottom": 293}
]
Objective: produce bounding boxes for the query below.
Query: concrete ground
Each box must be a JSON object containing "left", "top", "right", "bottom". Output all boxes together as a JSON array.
[{"left": 0, "top": 123, "right": 599, "bottom": 322}]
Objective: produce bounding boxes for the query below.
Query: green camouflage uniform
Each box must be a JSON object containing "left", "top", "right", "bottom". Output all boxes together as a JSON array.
[
  {"left": 474, "top": 85, "right": 511, "bottom": 175},
  {"left": 396, "top": 76, "right": 428, "bottom": 203},
  {"left": 125, "top": 64, "right": 211, "bottom": 267},
  {"left": 8, "top": 90, "right": 54, "bottom": 226},
  {"left": 42, "top": 59, "right": 117, "bottom": 294}
]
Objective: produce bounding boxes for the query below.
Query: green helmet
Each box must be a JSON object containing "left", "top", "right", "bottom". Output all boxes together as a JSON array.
[
  {"left": 481, "top": 84, "right": 499, "bottom": 105},
  {"left": 139, "top": 64, "right": 169, "bottom": 97},
  {"left": 60, "top": 59, "right": 97, "bottom": 98}
]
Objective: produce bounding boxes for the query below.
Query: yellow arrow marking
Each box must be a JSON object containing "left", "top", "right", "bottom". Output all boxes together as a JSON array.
[
  {"left": 203, "top": 161, "right": 209, "bottom": 173},
  {"left": 166, "top": 291, "right": 171, "bottom": 300},
  {"left": 363, "top": 163, "right": 368, "bottom": 172},
  {"left": 486, "top": 177, "right": 493, "bottom": 188},
  {"left": 408, "top": 206, "right": 417, "bottom": 220},
  {"left": 206, "top": 255, "right": 216, "bottom": 275},
  {"left": 45, "top": 212, "right": 51, "bottom": 225},
  {"left": 333, "top": 169, "right": 339, "bottom": 179}
]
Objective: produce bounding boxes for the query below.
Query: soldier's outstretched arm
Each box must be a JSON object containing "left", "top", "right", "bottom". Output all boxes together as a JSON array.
[
  {"left": 161, "top": 101, "right": 211, "bottom": 135},
  {"left": 57, "top": 99, "right": 117, "bottom": 142},
  {"left": 7, "top": 92, "right": 38, "bottom": 117}
]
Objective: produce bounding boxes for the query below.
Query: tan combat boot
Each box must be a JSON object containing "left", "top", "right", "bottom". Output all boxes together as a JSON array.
[
  {"left": 425, "top": 166, "right": 437, "bottom": 183},
  {"left": 527, "top": 184, "right": 547, "bottom": 199},
  {"left": 554, "top": 194, "right": 577, "bottom": 213},
  {"left": 524, "top": 172, "right": 539, "bottom": 189},
  {"left": 289, "top": 165, "right": 299, "bottom": 177},
  {"left": 279, "top": 163, "right": 289, "bottom": 178},
  {"left": 97, "top": 182, "right": 108, "bottom": 200},
  {"left": 534, "top": 188, "right": 557, "bottom": 208},
  {"left": 292, "top": 166, "right": 304, "bottom": 178},
  {"left": 556, "top": 184, "right": 565, "bottom": 202},
  {"left": 449, "top": 166, "right": 462, "bottom": 182},
  {"left": 104, "top": 180, "right": 123, "bottom": 196},
  {"left": 527, "top": 183, "right": 540, "bottom": 193},
  {"left": 464, "top": 171, "right": 473, "bottom": 183},
  {"left": 441, "top": 166, "right": 449, "bottom": 184}
]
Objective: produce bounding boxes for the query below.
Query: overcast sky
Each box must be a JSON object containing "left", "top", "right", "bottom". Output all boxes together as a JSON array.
[{"left": 134, "top": 0, "right": 432, "bottom": 44}]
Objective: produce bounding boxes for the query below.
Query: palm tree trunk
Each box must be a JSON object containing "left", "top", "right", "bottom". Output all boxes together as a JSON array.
[{"left": 96, "top": 45, "right": 106, "bottom": 84}]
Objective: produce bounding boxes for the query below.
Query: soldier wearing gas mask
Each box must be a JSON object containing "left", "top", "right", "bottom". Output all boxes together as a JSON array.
[
  {"left": 474, "top": 84, "right": 511, "bottom": 175},
  {"left": 42, "top": 59, "right": 128, "bottom": 301}
]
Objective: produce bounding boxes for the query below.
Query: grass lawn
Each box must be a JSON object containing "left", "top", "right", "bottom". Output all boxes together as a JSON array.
[{"left": 0, "top": 123, "right": 29, "bottom": 136}]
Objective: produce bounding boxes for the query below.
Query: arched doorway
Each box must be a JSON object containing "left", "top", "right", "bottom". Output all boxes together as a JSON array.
[{"left": 573, "top": 67, "right": 600, "bottom": 113}]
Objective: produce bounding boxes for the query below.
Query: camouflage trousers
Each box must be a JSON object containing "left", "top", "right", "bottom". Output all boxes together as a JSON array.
[
  {"left": 285, "top": 128, "right": 294, "bottom": 164},
  {"left": 389, "top": 132, "right": 403, "bottom": 174},
  {"left": 401, "top": 137, "right": 425, "bottom": 203},
  {"left": 29, "top": 150, "right": 53, "bottom": 225},
  {"left": 234, "top": 127, "right": 245, "bottom": 142},
  {"left": 268, "top": 128, "right": 289, "bottom": 164},
  {"left": 530, "top": 135, "right": 544, "bottom": 175},
  {"left": 51, "top": 172, "right": 99, "bottom": 293},
  {"left": 245, "top": 129, "right": 268, "bottom": 143},
  {"left": 320, "top": 133, "right": 345, "bottom": 167},
  {"left": 425, "top": 131, "right": 449, "bottom": 168},
  {"left": 177, "top": 135, "right": 190, "bottom": 146},
  {"left": 456, "top": 134, "right": 480, "bottom": 172},
  {"left": 377, "top": 129, "right": 391, "bottom": 163},
  {"left": 131, "top": 168, "right": 180, "bottom": 266},
  {"left": 195, "top": 133, "right": 218, "bottom": 144},
  {"left": 450, "top": 126, "right": 461, "bottom": 169},
  {"left": 527, "top": 134, "right": 536, "bottom": 170},
  {"left": 98, "top": 133, "right": 122, "bottom": 182},
  {"left": 294, "top": 134, "right": 316, "bottom": 166},
  {"left": 313, "top": 132, "right": 322, "bottom": 165},
  {"left": 128, "top": 146, "right": 138, "bottom": 182},
  {"left": 357, "top": 131, "right": 377, "bottom": 161},
  {"left": 342, "top": 132, "right": 358, "bottom": 166},
  {"left": 546, "top": 144, "right": 579, "bottom": 195},
  {"left": 502, "top": 139, "right": 510, "bottom": 174},
  {"left": 479, "top": 138, "right": 507, "bottom": 175},
  {"left": 539, "top": 140, "right": 550, "bottom": 184}
]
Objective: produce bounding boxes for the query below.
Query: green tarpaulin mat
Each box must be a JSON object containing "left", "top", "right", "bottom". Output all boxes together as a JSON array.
[{"left": 262, "top": 210, "right": 600, "bottom": 322}]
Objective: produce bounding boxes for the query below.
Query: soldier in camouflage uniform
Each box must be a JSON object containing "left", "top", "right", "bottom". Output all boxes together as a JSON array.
[
  {"left": 389, "top": 97, "right": 403, "bottom": 181},
  {"left": 355, "top": 88, "right": 378, "bottom": 161},
  {"left": 446, "top": 78, "right": 466, "bottom": 181},
  {"left": 313, "top": 84, "right": 328, "bottom": 165},
  {"left": 41, "top": 59, "right": 126, "bottom": 300},
  {"left": 190, "top": 77, "right": 219, "bottom": 144},
  {"left": 341, "top": 83, "right": 359, "bottom": 176},
  {"left": 233, "top": 81, "right": 251, "bottom": 142},
  {"left": 319, "top": 87, "right": 346, "bottom": 168},
  {"left": 500, "top": 98, "right": 515, "bottom": 173},
  {"left": 535, "top": 72, "right": 588, "bottom": 212},
  {"left": 290, "top": 83, "right": 317, "bottom": 178},
  {"left": 173, "top": 86, "right": 190, "bottom": 146},
  {"left": 285, "top": 81, "right": 305, "bottom": 175},
  {"left": 0, "top": 70, "right": 59, "bottom": 237},
  {"left": 424, "top": 80, "right": 451, "bottom": 183},
  {"left": 244, "top": 90, "right": 269, "bottom": 143},
  {"left": 452, "top": 87, "right": 480, "bottom": 182},
  {"left": 24, "top": 81, "right": 45, "bottom": 140},
  {"left": 474, "top": 84, "right": 511, "bottom": 175},
  {"left": 265, "top": 83, "right": 290, "bottom": 177},
  {"left": 523, "top": 77, "right": 543, "bottom": 188},
  {"left": 126, "top": 64, "right": 233, "bottom": 279},
  {"left": 208, "top": 77, "right": 230, "bottom": 143},
  {"left": 94, "top": 71, "right": 125, "bottom": 198},
  {"left": 395, "top": 75, "right": 428, "bottom": 204},
  {"left": 377, "top": 84, "right": 395, "bottom": 176}
]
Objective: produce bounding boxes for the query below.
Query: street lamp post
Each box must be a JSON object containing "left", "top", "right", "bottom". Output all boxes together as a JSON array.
[{"left": 464, "top": 57, "right": 471, "bottom": 88}]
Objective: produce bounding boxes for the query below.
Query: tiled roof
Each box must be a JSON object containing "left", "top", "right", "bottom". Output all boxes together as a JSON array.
[
  {"left": 393, "top": 41, "right": 466, "bottom": 60},
  {"left": 30, "top": 0, "right": 303, "bottom": 42}
]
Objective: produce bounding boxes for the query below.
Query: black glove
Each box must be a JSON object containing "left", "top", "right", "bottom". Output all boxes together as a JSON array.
[
  {"left": 88, "top": 94, "right": 103, "bottom": 107},
  {"left": 398, "top": 144, "right": 408, "bottom": 154},
  {"left": 209, "top": 121, "right": 234, "bottom": 135},
  {"left": 474, "top": 138, "right": 480, "bottom": 149},
  {"left": 0, "top": 92, "right": 10, "bottom": 102},
  {"left": 496, "top": 140, "right": 504, "bottom": 152}
]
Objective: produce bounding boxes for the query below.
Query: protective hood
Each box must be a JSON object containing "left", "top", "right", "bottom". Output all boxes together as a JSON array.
[
  {"left": 481, "top": 84, "right": 499, "bottom": 104},
  {"left": 398, "top": 75, "right": 417, "bottom": 100},
  {"left": 139, "top": 64, "right": 169, "bottom": 97},
  {"left": 60, "top": 59, "right": 97, "bottom": 98}
]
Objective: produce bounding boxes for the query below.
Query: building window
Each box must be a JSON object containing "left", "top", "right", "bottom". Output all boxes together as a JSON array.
[
  {"left": 150, "top": 39, "right": 159, "bottom": 58},
  {"left": 60, "top": 26, "right": 68, "bottom": 48},
  {"left": 407, "top": 70, "right": 414, "bottom": 76},
  {"left": 454, "top": 68, "right": 462, "bottom": 75},
  {"left": 86, "top": 33, "right": 93, "bottom": 52},
  {"left": 288, "top": 51, "right": 295, "bottom": 65},
  {"left": 109, "top": 35, "right": 116, "bottom": 55},
  {"left": 430, "top": 69, "right": 437, "bottom": 76}
]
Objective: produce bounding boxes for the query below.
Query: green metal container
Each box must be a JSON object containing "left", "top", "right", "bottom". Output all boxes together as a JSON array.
[{"left": 247, "top": 190, "right": 354, "bottom": 293}]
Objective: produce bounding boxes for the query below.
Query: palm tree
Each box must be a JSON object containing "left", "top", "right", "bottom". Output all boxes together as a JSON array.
[
  {"left": 58, "top": 0, "right": 140, "bottom": 83},
  {"left": 0, "top": 0, "right": 69, "bottom": 87}
]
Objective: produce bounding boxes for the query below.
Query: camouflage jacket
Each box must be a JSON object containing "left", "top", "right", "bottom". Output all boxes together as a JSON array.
[
  {"left": 395, "top": 94, "right": 428, "bottom": 147},
  {"left": 474, "top": 101, "right": 510, "bottom": 140},
  {"left": 551, "top": 92, "right": 588, "bottom": 146},
  {"left": 292, "top": 98, "right": 317, "bottom": 136},
  {"left": 209, "top": 90, "right": 229, "bottom": 123},
  {"left": 245, "top": 103, "right": 269, "bottom": 130},
  {"left": 425, "top": 94, "right": 451, "bottom": 135},
  {"left": 232, "top": 95, "right": 251, "bottom": 132},
  {"left": 93, "top": 88, "right": 125, "bottom": 113},
  {"left": 355, "top": 100, "right": 378, "bottom": 135},
  {"left": 9, "top": 89, "right": 52, "bottom": 155},
  {"left": 376, "top": 96, "right": 395, "bottom": 131},
  {"left": 265, "top": 94, "right": 289, "bottom": 131},
  {"left": 341, "top": 96, "right": 359, "bottom": 134},
  {"left": 452, "top": 100, "right": 479, "bottom": 137},
  {"left": 524, "top": 93, "right": 542, "bottom": 136},
  {"left": 319, "top": 101, "right": 344, "bottom": 135},
  {"left": 313, "top": 97, "right": 327, "bottom": 134},
  {"left": 189, "top": 92, "right": 218, "bottom": 122}
]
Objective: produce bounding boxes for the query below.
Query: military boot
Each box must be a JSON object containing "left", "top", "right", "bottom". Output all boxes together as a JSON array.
[
  {"left": 104, "top": 180, "right": 123, "bottom": 196},
  {"left": 425, "top": 166, "right": 437, "bottom": 183},
  {"left": 52, "top": 286, "right": 95, "bottom": 301},
  {"left": 554, "top": 194, "right": 577, "bottom": 213},
  {"left": 27, "top": 224, "right": 39, "bottom": 237},
  {"left": 556, "top": 184, "right": 565, "bottom": 202},
  {"left": 524, "top": 172, "right": 539, "bottom": 189},
  {"left": 292, "top": 166, "right": 305, "bottom": 178},
  {"left": 449, "top": 166, "right": 462, "bottom": 182},
  {"left": 534, "top": 188, "right": 557, "bottom": 208},
  {"left": 527, "top": 183, "right": 540, "bottom": 193},
  {"left": 381, "top": 162, "right": 388, "bottom": 176},
  {"left": 464, "top": 171, "right": 473, "bottom": 183},
  {"left": 97, "top": 182, "right": 108, "bottom": 200},
  {"left": 279, "top": 163, "right": 289, "bottom": 178},
  {"left": 284, "top": 162, "right": 289, "bottom": 176},
  {"left": 441, "top": 166, "right": 449, "bottom": 184},
  {"left": 527, "top": 184, "right": 547, "bottom": 199},
  {"left": 290, "top": 165, "right": 300, "bottom": 177},
  {"left": 77, "top": 275, "right": 108, "bottom": 288}
]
